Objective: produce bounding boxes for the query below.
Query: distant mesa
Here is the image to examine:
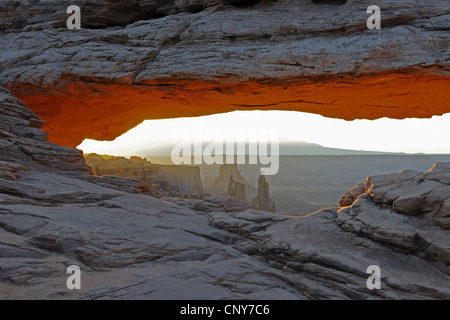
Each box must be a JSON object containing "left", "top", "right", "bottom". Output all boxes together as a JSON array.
[
  {"left": 85, "top": 153, "right": 205, "bottom": 196},
  {"left": 207, "top": 163, "right": 255, "bottom": 194},
  {"left": 211, "top": 164, "right": 275, "bottom": 212},
  {"left": 136, "top": 140, "right": 399, "bottom": 160}
]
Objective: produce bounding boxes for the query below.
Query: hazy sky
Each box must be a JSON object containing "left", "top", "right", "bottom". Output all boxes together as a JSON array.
[{"left": 78, "top": 110, "right": 450, "bottom": 156}]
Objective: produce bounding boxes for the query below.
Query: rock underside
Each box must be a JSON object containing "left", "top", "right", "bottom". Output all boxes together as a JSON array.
[{"left": 0, "top": 87, "right": 449, "bottom": 299}]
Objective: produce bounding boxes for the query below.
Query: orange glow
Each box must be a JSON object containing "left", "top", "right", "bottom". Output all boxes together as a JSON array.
[{"left": 11, "top": 72, "right": 450, "bottom": 148}]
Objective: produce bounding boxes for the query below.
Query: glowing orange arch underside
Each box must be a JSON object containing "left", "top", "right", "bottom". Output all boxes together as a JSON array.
[{"left": 13, "top": 72, "right": 450, "bottom": 148}]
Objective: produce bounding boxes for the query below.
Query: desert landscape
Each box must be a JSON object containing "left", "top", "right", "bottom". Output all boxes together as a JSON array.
[
  {"left": 243, "top": 154, "right": 450, "bottom": 214},
  {"left": 0, "top": 0, "right": 449, "bottom": 300},
  {"left": 143, "top": 152, "right": 450, "bottom": 215}
]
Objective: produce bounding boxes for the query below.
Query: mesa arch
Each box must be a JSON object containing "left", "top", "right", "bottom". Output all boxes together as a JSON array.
[
  {"left": 11, "top": 71, "right": 450, "bottom": 148},
  {"left": 1, "top": 0, "right": 449, "bottom": 148}
]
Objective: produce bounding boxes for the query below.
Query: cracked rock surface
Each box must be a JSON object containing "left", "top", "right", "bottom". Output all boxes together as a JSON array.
[
  {"left": 0, "top": 87, "right": 449, "bottom": 299},
  {"left": 0, "top": 1, "right": 448, "bottom": 148},
  {"left": 1, "top": 0, "right": 449, "bottom": 86}
]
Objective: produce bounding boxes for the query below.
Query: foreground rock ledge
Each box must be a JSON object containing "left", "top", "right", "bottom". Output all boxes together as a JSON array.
[{"left": 0, "top": 88, "right": 449, "bottom": 299}]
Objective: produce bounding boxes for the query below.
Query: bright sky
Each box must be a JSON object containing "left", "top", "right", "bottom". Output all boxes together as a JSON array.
[{"left": 78, "top": 110, "right": 450, "bottom": 156}]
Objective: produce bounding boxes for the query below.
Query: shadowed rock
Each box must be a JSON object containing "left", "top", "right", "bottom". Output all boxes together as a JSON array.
[
  {"left": 227, "top": 175, "right": 247, "bottom": 202},
  {"left": 0, "top": 87, "right": 91, "bottom": 174},
  {"left": 252, "top": 174, "right": 275, "bottom": 212}
]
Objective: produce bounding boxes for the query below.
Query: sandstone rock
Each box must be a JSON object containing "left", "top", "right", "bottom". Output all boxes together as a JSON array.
[
  {"left": 339, "top": 183, "right": 365, "bottom": 207},
  {"left": 85, "top": 153, "right": 204, "bottom": 195},
  {"left": 252, "top": 174, "right": 275, "bottom": 212},
  {"left": 0, "top": 87, "right": 91, "bottom": 174},
  {"left": 227, "top": 175, "right": 246, "bottom": 202},
  {"left": 158, "top": 164, "right": 205, "bottom": 195},
  {"left": 0, "top": 1, "right": 448, "bottom": 147},
  {"left": 0, "top": 0, "right": 267, "bottom": 33},
  {"left": 1, "top": 0, "right": 450, "bottom": 297},
  {"left": 364, "top": 165, "right": 450, "bottom": 229},
  {"left": 1, "top": 93, "right": 450, "bottom": 299},
  {"left": 208, "top": 164, "right": 254, "bottom": 195},
  {"left": 0, "top": 161, "right": 28, "bottom": 181},
  {"left": 162, "top": 195, "right": 256, "bottom": 213},
  {"left": 336, "top": 164, "right": 450, "bottom": 270}
]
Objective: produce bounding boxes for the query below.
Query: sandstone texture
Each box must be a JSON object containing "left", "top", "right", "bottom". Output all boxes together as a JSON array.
[
  {"left": 162, "top": 195, "right": 256, "bottom": 213},
  {"left": 1, "top": 87, "right": 449, "bottom": 299},
  {"left": 0, "top": 87, "right": 90, "bottom": 174},
  {"left": 0, "top": 1, "right": 448, "bottom": 146},
  {"left": 337, "top": 164, "right": 450, "bottom": 273},
  {"left": 339, "top": 183, "right": 365, "bottom": 207},
  {"left": 1, "top": 1, "right": 450, "bottom": 300}
]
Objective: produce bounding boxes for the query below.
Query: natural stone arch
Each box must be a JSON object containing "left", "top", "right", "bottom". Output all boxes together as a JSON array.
[
  {"left": 12, "top": 72, "right": 450, "bottom": 148},
  {"left": 1, "top": 0, "right": 449, "bottom": 148}
]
